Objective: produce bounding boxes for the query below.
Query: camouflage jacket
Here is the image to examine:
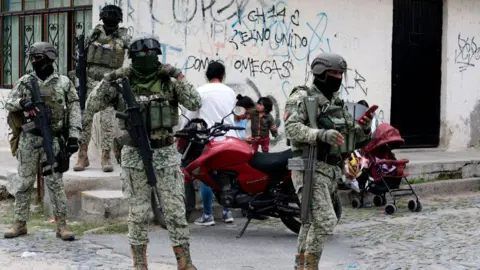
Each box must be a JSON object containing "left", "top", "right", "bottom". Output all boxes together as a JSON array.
[
  {"left": 84, "top": 66, "right": 201, "bottom": 169},
  {"left": 284, "top": 84, "right": 370, "bottom": 154},
  {"left": 5, "top": 73, "right": 82, "bottom": 139}
]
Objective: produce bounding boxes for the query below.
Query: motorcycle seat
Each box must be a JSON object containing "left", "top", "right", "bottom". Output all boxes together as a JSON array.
[{"left": 248, "top": 149, "right": 293, "bottom": 174}]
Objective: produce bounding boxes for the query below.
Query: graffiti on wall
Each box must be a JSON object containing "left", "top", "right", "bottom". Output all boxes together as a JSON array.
[
  {"left": 96, "top": 0, "right": 373, "bottom": 148},
  {"left": 455, "top": 33, "right": 480, "bottom": 72}
]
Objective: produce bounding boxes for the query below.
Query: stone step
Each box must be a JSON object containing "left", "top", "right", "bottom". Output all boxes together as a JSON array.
[
  {"left": 80, "top": 190, "right": 128, "bottom": 220},
  {"left": 79, "top": 189, "right": 243, "bottom": 223}
]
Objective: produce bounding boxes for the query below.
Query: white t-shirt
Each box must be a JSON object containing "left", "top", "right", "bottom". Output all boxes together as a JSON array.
[{"left": 183, "top": 82, "right": 238, "bottom": 137}]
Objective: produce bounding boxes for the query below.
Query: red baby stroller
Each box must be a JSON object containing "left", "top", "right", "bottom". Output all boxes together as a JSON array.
[{"left": 351, "top": 123, "right": 422, "bottom": 215}]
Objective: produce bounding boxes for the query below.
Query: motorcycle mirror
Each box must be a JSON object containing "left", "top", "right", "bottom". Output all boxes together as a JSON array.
[
  {"left": 220, "top": 111, "right": 233, "bottom": 125},
  {"left": 232, "top": 106, "right": 246, "bottom": 116}
]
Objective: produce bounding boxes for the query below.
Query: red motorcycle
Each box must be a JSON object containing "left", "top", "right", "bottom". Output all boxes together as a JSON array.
[{"left": 154, "top": 112, "right": 342, "bottom": 238}]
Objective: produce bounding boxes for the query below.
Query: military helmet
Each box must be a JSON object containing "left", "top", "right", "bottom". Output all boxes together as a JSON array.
[
  {"left": 28, "top": 42, "right": 57, "bottom": 61},
  {"left": 311, "top": 52, "right": 347, "bottom": 76},
  {"left": 128, "top": 33, "right": 162, "bottom": 57},
  {"left": 100, "top": 5, "right": 123, "bottom": 22}
]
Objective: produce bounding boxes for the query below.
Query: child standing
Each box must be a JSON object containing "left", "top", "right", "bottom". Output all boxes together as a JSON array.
[{"left": 250, "top": 97, "right": 278, "bottom": 152}]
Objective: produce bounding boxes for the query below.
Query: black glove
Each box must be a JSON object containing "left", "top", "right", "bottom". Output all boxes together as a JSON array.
[
  {"left": 67, "top": 137, "right": 79, "bottom": 154},
  {"left": 20, "top": 99, "right": 33, "bottom": 110}
]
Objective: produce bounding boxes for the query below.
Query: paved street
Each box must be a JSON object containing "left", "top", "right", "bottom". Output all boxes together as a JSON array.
[{"left": 1, "top": 193, "right": 480, "bottom": 269}]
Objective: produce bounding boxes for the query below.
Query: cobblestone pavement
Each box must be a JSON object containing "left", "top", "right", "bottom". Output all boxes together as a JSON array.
[
  {"left": 334, "top": 193, "right": 480, "bottom": 269},
  {"left": 1, "top": 193, "right": 480, "bottom": 269}
]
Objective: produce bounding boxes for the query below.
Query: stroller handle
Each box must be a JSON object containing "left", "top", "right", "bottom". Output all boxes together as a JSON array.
[{"left": 374, "top": 159, "right": 409, "bottom": 166}]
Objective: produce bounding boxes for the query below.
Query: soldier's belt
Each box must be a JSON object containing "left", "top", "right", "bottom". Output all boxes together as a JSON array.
[
  {"left": 120, "top": 136, "right": 174, "bottom": 149},
  {"left": 292, "top": 150, "right": 342, "bottom": 166}
]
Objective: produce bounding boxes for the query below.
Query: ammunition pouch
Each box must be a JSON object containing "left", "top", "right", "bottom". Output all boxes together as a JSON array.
[
  {"left": 118, "top": 134, "right": 174, "bottom": 149},
  {"left": 317, "top": 109, "right": 356, "bottom": 155}
]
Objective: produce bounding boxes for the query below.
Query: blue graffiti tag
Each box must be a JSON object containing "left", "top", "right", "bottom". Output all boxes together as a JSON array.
[{"left": 160, "top": 43, "right": 183, "bottom": 64}]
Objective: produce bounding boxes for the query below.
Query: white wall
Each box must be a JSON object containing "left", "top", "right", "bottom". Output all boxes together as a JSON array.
[
  {"left": 440, "top": 0, "right": 480, "bottom": 150},
  {"left": 94, "top": 0, "right": 393, "bottom": 151}
]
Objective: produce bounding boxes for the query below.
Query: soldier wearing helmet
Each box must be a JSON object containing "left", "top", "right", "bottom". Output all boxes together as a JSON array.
[
  {"left": 284, "top": 52, "right": 372, "bottom": 268},
  {"left": 73, "top": 4, "right": 131, "bottom": 173},
  {"left": 83, "top": 33, "right": 200, "bottom": 269},
  {"left": 4, "top": 41, "right": 82, "bottom": 241}
]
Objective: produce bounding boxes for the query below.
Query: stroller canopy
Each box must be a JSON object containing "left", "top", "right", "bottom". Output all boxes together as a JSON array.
[{"left": 364, "top": 123, "right": 404, "bottom": 152}]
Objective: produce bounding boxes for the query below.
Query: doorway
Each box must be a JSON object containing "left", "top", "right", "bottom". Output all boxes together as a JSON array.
[{"left": 390, "top": 0, "right": 443, "bottom": 148}]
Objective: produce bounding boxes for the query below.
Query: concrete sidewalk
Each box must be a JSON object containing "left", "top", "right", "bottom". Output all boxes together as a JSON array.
[{"left": 1, "top": 146, "right": 480, "bottom": 221}]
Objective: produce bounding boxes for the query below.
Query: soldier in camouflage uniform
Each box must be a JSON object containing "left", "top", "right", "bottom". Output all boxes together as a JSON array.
[
  {"left": 284, "top": 52, "right": 372, "bottom": 269},
  {"left": 4, "top": 42, "right": 81, "bottom": 241},
  {"left": 84, "top": 34, "right": 200, "bottom": 270},
  {"left": 74, "top": 4, "right": 131, "bottom": 173}
]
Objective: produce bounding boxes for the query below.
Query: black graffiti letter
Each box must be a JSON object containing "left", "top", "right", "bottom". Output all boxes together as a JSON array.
[{"left": 172, "top": 0, "right": 197, "bottom": 23}]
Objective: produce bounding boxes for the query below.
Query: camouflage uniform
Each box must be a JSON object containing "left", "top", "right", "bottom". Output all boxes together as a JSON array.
[
  {"left": 284, "top": 53, "right": 371, "bottom": 269},
  {"left": 85, "top": 34, "right": 200, "bottom": 270},
  {"left": 74, "top": 5, "right": 131, "bottom": 172},
  {"left": 4, "top": 42, "right": 81, "bottom": 241}
]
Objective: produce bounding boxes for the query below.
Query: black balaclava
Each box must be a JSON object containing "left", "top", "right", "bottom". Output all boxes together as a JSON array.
[
  {"left": 313, "top": 72, "right": 342, "bottom": 100},
  {"left": 32, "top": 56, "right": 54, "bottom": 81},
  {"left": 102, "top": 18, "right": 120, "bottom": 35}
]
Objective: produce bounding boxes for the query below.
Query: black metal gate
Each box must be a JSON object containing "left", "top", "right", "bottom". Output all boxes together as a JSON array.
[
  {"left": 1, "top": 5, "right": 92, "bottom": 88},
  {"left": 390, "top": 0, "right": 443, "bottom": 148}
]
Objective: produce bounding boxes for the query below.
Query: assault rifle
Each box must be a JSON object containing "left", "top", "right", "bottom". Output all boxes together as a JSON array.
[
  {"left": 21, "top": 77, "right": 56, "bottom": 171},
  {"left": 72, "top": 34, "right": 86, "bottom": 111},
  {"left": 113, "top": 77, "right": 162, "bottom": 216},
  {"left": 287, "top": 96, "right": 319, "bottom": 223}
]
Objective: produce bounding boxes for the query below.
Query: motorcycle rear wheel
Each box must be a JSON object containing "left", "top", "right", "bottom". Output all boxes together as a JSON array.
[{"left": 281, "top": 191, "right": 343, "bottom": 234}]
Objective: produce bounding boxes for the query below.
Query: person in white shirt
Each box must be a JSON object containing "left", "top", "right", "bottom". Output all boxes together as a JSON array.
[{"left": 183, "top": 61, "right": 236, "bottom": 226}]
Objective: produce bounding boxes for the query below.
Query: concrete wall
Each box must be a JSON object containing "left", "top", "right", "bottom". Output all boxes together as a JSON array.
[
  {"left": 441, "top": 0, "right": 480, "bottom": 150},
  {"left": 93, "top": 0, "right": 393, "bottom": 151}
]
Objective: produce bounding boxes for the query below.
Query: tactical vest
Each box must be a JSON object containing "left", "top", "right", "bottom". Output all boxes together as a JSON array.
[
  {"left": 117, "top": 78, "right": 179, "bottom": 134},
  {"left": 316, "top": 99, "right": 356, "bottom": 155},
  {"left": 9, "top": 78, "right": 68, "bottom": 156},
  {"left": 86, "top": 31, "right": 126, "bottom": 80}
]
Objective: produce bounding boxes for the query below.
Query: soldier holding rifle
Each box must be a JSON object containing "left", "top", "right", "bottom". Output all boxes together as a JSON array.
[{"left": 284, "top": 52, "right": 372, "bottom": 269}]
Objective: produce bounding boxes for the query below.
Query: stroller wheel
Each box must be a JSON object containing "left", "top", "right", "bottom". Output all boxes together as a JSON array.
[
  {"left": 384, "top": 204, "right": 397, "bottom": 215},
  {"left": 408, "top": 200, "right": 417, "bottom": 212},
  {"left": 351, "top": 198, "right": 361, "bottom": 209},
  {"left": 415, "top": 201, "right": 423, "bottom": 212},
  {"left": 373, "top": 195, "right": 384, "bottom": 207}
]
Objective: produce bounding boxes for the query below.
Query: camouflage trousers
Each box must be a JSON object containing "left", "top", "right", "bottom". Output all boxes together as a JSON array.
[
  {"left": 82, "top": 79, "right": 115, "bottom": 150},
  {"left": 291, "top": 164, "right": 339, "bottom": 254},
  {"left": 121, "top": 166, "right": 190, "bottom": 246},
  {"left": 12, "top": 132, "right": 68, "bottom": 221}
]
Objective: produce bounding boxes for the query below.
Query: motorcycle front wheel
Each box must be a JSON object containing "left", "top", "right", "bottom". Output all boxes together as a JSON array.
[{"left": 280, "top": 191, "right": 343, "bottom": 234}]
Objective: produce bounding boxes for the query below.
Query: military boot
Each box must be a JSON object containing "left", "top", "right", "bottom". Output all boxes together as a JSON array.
[
  {"left": 101, "top": 149, "right": 114, "bottom": 172},
  {"left": 55, "top": 217, "right": 75, "bottom": 241},
  {"left": 73, "top": 143, "right": 89, "bottom": 171},
  {"left": 131, "top": 245, "right": 148, "bottom": 270},
  {"left": 294, "top": 253, "right": 305, "bottom": 270},
  {"left": 173, "top": 243, "right": 197, "bottom": 270},
  {"left": 4, "top": 221, "right": 27, "bottom": 238},
  {"left": 304, "top": 253, "right": 321, "bottom": 270}
]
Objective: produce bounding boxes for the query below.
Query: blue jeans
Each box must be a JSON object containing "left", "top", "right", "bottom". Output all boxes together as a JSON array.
[{"left": 200, "top": 182, "right": 228, "bottom": 216}]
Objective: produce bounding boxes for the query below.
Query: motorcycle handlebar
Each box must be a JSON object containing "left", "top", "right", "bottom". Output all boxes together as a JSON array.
[{"left": 174, "top": 124, "right": 245, "bottom": 138}]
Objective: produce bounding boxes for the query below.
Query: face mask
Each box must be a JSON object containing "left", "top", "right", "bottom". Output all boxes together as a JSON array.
[
  {"left": 32, "top": 58, "right": 54, "bottom": 80},
  {"left": 102, "top": 18, "right": 119, "bottom": 31},
  {"left": 131, "top": 52, "right": 160, "bottom": 75},
  {"left": 314, "top": 74, "right": 343, "bottom": 96}
]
